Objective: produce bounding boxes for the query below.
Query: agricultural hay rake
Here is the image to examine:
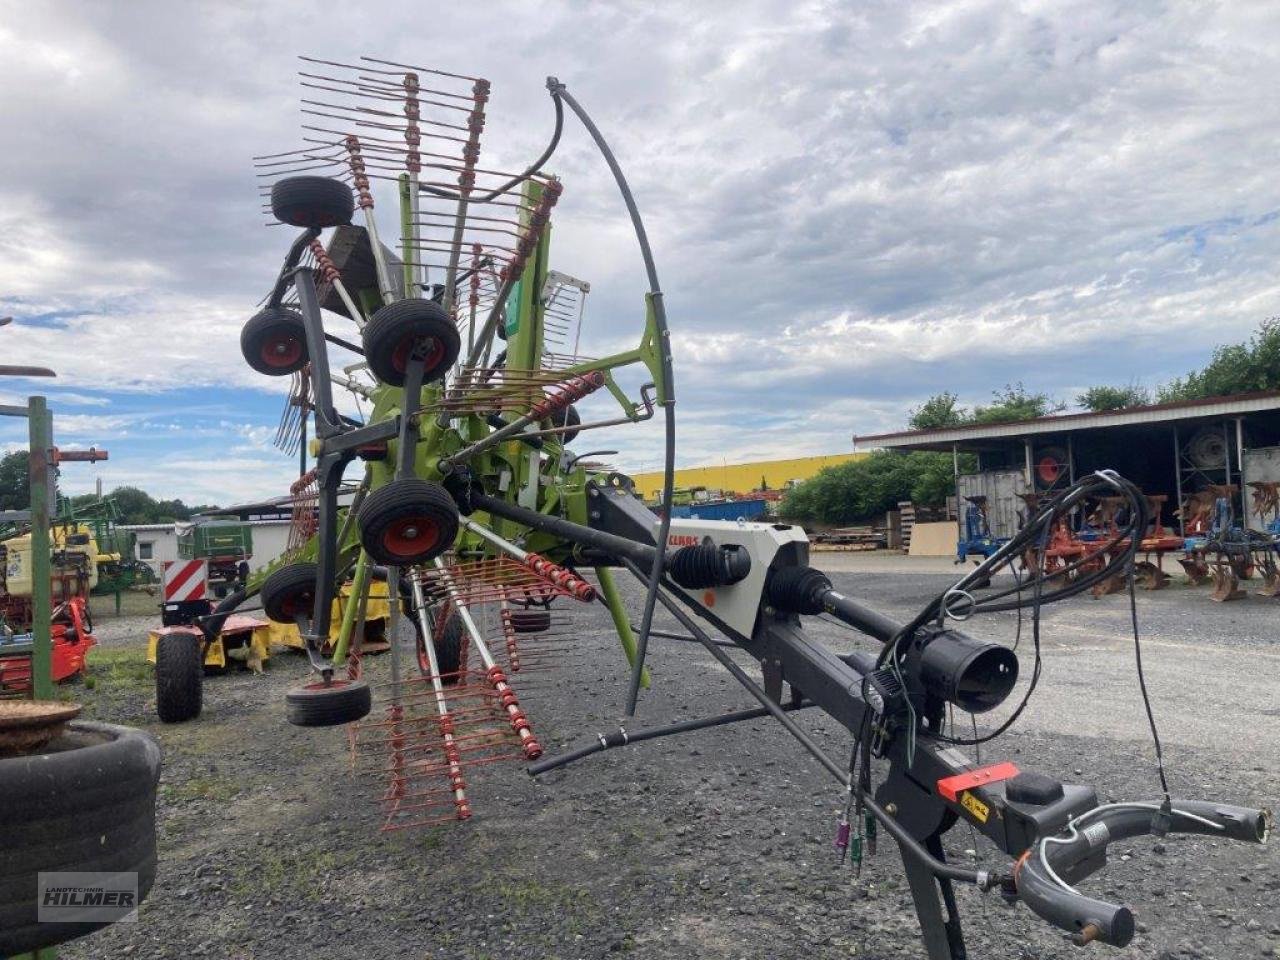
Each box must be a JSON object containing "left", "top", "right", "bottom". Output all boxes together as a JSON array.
[{"left": 221, "top": 56, "right": 1270, "bottom": 958}]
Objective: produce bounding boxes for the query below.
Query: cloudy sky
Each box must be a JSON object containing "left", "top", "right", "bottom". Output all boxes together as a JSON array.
[{"left": 2, "top": 1, "right": 1279, "bottom": 504}]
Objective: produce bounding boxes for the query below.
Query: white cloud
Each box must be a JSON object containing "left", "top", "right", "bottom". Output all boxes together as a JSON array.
[{"left": 3, "top": 0, "right": 1280, "bottom": 478}]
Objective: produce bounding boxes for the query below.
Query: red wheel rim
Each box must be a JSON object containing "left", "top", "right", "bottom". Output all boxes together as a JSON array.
[
  {"left": 280, "top": 592, "right": 313, "bottom": 617},
  {"left": 303, "top": 679, "right": 351, "bottom": 691},
  {"left": 381, "top": 516, "right": 439, "bottom": 558},
  {"left": 391, "top": 336, "right": 445, "bottom": 374},
  {"left": 261, "top": 333, "right": 303, "bottom": 368},
  {"left": 1036, "top": 456, "right": 1061, "bottom": 485}
]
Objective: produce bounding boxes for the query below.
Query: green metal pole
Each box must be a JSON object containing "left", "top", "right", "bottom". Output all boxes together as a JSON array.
[
  {"left": 398, "top": 173, "right": 416, "bottom": 294},
  {"left": 28, "top": 396, "right": 53, "bottom": 700},
  {"left": 329, "top": 550, "right": 372, "bottom": 666},
  {"left": 595, "top": 565, "right": 649, "bottom": 689}
]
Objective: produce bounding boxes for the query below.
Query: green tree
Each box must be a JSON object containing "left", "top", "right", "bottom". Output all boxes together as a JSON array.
[
  {"left": 1158, "top": 318, "right": 1280, "bottom": 402},
  {"left": 0, "top": 450, "right": 29, "bottom": 512},
  {"left": 109, "top": 486, "right": 162, "bottom": 524},
  {"left": 908, "top": 392, "right": 968, "bottom": 430},
  {"left": 779, "top": 450, "right": 973, "bottom": 525},
  {"left": 972, "top": 382, "right": 1063, "bottom": 424},
  {"left": 1077, "top": 383, "right": 1150, "bottom": 412}
]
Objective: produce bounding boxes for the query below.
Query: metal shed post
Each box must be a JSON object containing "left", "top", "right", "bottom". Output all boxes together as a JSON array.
[
  {"left": 1023, "top": 439, "right": 1033, "bottom": 488},
  {"left": 1237, "top": 417, "right": 1247, "bottom": 527},
  {"left": 1173, "top": 424, "right": 1184, "bottom": 536},
  {"left": 952, "top": 443, "right": 961, "bottom": 546}
]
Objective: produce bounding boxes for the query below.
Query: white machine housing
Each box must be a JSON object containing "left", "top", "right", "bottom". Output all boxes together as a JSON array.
[{"left": 655, "top": 517, "right": 810, "bottom": 638}]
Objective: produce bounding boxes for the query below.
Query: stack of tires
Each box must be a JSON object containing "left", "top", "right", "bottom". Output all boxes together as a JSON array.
[{"left": 0, "top": 720, "right": 161, "bottom": 955}]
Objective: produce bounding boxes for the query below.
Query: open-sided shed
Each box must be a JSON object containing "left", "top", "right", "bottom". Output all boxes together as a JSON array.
[{"left": 854, "top": 391, "right": 1280, "bottom": 539}]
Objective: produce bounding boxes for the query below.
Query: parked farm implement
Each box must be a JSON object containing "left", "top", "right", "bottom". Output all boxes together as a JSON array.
[{"left": 192, "top": 56, "right": 1276, "bottom": 959}]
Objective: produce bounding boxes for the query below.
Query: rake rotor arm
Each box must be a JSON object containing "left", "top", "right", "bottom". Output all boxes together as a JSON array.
[
  {"left": 468, "top": 490, "right": 660, "bottom": 569},
  {"left": 267, "top": 227, "right": 322, "bottom": 308}
]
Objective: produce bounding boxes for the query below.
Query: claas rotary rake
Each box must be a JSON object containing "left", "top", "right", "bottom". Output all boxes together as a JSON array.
[{"left": 226, "top": 56, "right": 1270, "bottom": 958}]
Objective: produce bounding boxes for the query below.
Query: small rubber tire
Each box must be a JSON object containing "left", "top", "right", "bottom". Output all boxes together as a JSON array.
[
  {"left": 241, "top": 307, "right": 308, "bottom": 376},
  {"left": 0, "top": 720, "right": 160, "bottom": 956},
  {"left": 510, "top": 609, "right": 551, "bottom": 634},
  {"left": 270, "top": 175, "right": 355, "bottom": 229},
  {"left": 260, "top": 562, "right": 319, "bottom": 624},
  {"left": 416, "top": 607, "right": 465, "bottom": 684},
  {"left": 285, "top": 678, "right": 372, "bottom": 727},
  {"left": 358, "top": 479, "right": 459, "bottom": 566},
  {"left": 362, "top": 299, "right": 460, "bottom": 387},
  {"left": 155, "top": 630, "right": 203, "bottom": 723},
  {"left": 550, "top": 404, "right": 581, "bottom": 445}
]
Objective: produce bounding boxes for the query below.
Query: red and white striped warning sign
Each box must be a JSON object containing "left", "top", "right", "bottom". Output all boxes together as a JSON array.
[{"left": 162, "top": 560, "right": 208, "bottom": 602}]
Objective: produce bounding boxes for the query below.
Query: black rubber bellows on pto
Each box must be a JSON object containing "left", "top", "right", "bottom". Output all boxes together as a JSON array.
[
  {"left": 362, "top": 299, "right": 461, "bottom": 387},
  {"left": 270, "top": 176, "right": 355, "bottom": 229},
  {"left": 241, "top": 307, "right": 309, "bottom": 376},
  {"left": 357, "top": 478, "right": 459, "bottom": 566},
  {"left": 260, "top": 562, "right": 320, "bottom": 623}
]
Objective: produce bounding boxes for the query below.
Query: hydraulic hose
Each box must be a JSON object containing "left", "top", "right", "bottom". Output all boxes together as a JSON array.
[
  {"left": 1016, "top": 800, "right": 1270, "bottom": 946},
  {"left": 549, "top": 78, "right": 678, "bottom": 719}
]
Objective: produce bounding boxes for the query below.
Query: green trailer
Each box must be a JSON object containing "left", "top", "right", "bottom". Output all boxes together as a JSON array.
[{"left": 178, "top": 522, "right": 253, "bottom": 597}]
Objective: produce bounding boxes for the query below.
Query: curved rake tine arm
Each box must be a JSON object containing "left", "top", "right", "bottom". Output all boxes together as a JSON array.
[
  {"left": 344, "top": 135, "right": 396, "bottom": 305},
  {"left": 309, "top": 238, "right": 367, "bottom": 326},
  {"left": 438, "top": 371, "right": 605, "bottom": 469},
  {"left": 429, "top": 558, "right": 541, "bottom": 759},
  {"left": 407, "top": 574, "right": 471, "bottom": 818}
]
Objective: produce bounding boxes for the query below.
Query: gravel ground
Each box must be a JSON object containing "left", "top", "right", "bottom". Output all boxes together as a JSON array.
[{"left": 57, "top": 556, "right": 1279, "bottom": 960}]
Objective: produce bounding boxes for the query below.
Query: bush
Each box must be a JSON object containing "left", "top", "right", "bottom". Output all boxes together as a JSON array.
[{"left": 780, "top": 450, "right": 969, "bottom": 526}]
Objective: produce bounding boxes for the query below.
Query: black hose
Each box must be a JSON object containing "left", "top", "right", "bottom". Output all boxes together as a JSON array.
[
  {"left": 421, "top": 94, "right": 564, "bottom": 204},
  {"left": 527, "top": 699, "right": 816, "bottom": 776},
  {"left": 552, "top": 79, "right": 677, "bottom": 719}
]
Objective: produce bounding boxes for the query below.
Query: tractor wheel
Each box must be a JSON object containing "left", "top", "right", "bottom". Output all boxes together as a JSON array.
[
  {"left": 270, "top": 175, "right": 355, "bottom": 229},
  {"left": 416, "top": 607, "right": 465, "bottom": 684},
  {"left": 241, "top": 307, "right": 308, "bottom": 376},
  {"left": 358, "top": 479, "right": 459, "bottom": 566},
  {"left": 260, "top": 563, "right": 319, "bottom": 624},
  {"left": 549, "top": 404, "right": 581, "bottom": 445},
  {"left": 0, "top": 720, "right": 160, "bottom": 956},
  {"left": 155, "top": 630, "right": 203, "bottom": 723},
  {"left": 285, "top": 678, "right": 372, "bottom": 727},
  {"left": 361, "top": 299, "right": 460, "bottom": 387},
  {"left": 510, "top": 609, "right": 551, "bottom": 634}
]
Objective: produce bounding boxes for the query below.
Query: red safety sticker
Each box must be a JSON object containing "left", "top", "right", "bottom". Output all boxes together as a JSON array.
[{"left": 936, "top": 761, "right": 1021, "bottom": 803}]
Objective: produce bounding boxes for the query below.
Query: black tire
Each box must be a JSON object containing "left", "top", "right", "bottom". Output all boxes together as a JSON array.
[
  {"left": 0, "top": 720, "right": 161, "bottom": 956},
  {"left": 362, "top": 299, "right": 460, "bottom": 387},
  {"left": 241, "top": 307, "right": 308, "bottom": 376},
  {"left": 549, "top": 404, "right": 581, "bottom": 445},
  {"left": 417, "top": 608, "right": 465, "bottom": 683},
  {"left": 155, "top": 630, "right": 203, "bottom": 723},
  {"left": 270, "top": 175, "right": 354, "bottom": 229},
  {"left": 285, "top": 678, "right": 372, "bottom": 727},
  {"left": 260, "top": 562, "right": 319, "bottom": 624},
  {"left": 358, "top": 479, "right": 459, "bottom": 566},
  {"left": 510, "top": 609, "right": 551, "bottom": 634}
]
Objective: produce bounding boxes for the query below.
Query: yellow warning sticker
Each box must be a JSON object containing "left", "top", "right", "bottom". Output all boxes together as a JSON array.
[{"left": 960, "top": 791, "right": 989, "bottom": 824}]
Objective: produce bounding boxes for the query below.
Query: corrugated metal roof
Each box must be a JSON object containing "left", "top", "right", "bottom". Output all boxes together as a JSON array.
[
  {"left": 855, "top": 390, "right": 1280, "bottom": 450},
  {"left": 119, "top": 519, "right": 292, "bottom": 532}
]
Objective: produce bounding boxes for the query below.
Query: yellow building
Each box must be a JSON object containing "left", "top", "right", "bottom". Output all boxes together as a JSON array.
[{"left": 629, "top": 453, "right": 867, "bottom": 501}]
